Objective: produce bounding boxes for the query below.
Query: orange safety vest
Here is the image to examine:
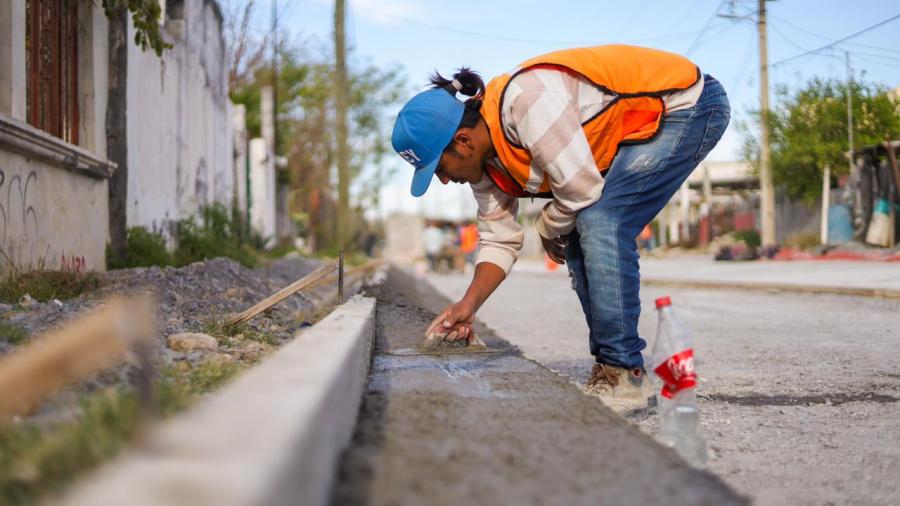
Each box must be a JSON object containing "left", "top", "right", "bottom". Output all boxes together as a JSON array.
[{"left": 480, "top": 45, "right": 700, "bottom": 198}]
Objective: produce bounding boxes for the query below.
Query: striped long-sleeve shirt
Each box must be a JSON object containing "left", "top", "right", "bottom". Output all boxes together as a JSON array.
[{"left": 474, "top": 67, "right": 704, "bottom": 274}]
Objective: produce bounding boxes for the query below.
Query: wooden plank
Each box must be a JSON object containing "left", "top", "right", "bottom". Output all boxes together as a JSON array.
[
  {"left": 225, "top": 260, "right": 338, "bottom": 327},
  {"left": 0, "top": 295, "right": 155, "bottom": 425}
]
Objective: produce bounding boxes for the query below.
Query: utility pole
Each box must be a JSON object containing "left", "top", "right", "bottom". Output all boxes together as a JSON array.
[
  {"left": 757, "top": 0, "right": 776, "bottom": 246},
  {"left": 334, "top": 0, "right": 350, "bottom": 250},
  {"left": 271, "top": 0, "right": 278, "bottom": 152},
  {"left": 845, "top": 51, "right": 854, "bottom": 175}
]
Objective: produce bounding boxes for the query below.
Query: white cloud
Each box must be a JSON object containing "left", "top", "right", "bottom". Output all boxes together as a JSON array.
[
  {"left": 350, "top": 0, "right": 424, "bottom": 26},
  {"left": 310, "top": 0, "right": 424, "bottom": 26}
]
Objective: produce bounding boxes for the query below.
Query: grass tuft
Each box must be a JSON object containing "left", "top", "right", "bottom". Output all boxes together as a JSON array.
[
  {"left": 201, "top": 317, "right": 276, "bottom": 347},
  {"left": 0, "top": 357, "right": 244, "bottom": 505},
  {"left": 174, "top": 204, "right": 259, "bottom": 269},
  {"left": 0, "top": 271, "right": 100, "bottom": 304},
  {"left": 107, "top": 227, "right": 173, "bottom": 270},
  {"left": 0, "top": 322, "right": 28, "bottom": 345}
]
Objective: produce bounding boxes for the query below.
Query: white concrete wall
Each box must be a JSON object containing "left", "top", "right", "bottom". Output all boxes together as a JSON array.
[
  {"left": 232, "top": 104, "right": 249, "bottom": 218},
  {"left": 126, "top": 0, "right": 234, "bottom": 236},
  {"left": 249, "top": 138, "right": 276, "bottom": 244}
]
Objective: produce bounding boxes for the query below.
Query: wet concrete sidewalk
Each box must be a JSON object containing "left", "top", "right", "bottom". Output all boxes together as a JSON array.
[{"left": 330, "top": 267, "right": 746, "bottom": 506}]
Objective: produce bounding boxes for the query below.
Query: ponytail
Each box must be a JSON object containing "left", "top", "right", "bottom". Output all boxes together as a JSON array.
[{"left": 428, "top": 67, "right": 485, "bottom": 129}]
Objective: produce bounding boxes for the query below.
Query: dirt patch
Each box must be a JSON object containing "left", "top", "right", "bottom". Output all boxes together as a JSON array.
[{"left": 330, "top": 267, "right": 745, "bottom": 506}]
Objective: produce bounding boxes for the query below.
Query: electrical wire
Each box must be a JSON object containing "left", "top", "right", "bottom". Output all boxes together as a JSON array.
[
  {"left": 851, "top": 54, "right": 900, "bottom": 68},
  {"left": 770, "top": 14, "right": 900, "bottom": 55},
  {"left": 771, "top": 13, "right": 900, "bottom": 67},
  {"left": 686, "top": 20, "right": 739, "bottom": 57},
  {"left": 684, "top": 0, "right": 727, "bottom": 55},
  {"left": 349, "top": 2, "right": 731, "bottom": 48}
]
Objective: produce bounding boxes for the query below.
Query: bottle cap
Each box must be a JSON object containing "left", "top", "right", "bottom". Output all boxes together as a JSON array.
[{"left": 655, "top": 296, "right": 672, "bottom": 309}]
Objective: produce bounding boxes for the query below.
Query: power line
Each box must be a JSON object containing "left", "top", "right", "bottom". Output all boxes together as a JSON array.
[
  {"left": 769, "top": 23, "right": 811, "bottom": 53},
  {"left": 769, "top": 20, "right": 900, "bottom": 71},
  {"left": 684, "top": 0, "right": 727, "bottom": 55},
  {"left": 851, "top": 54, "right": 900, "bottom": 68},
  {"left": 687, "top": 19, "right": 739, "bottom": 56},
  {"left": 770, "top": 14, "right": 900, "bottom": 55},
  {"left": 771, "top": 13, "right": 900, "bottom": 67},
  {"left": 729, "top": 30, "right": 757, "bottom": 97},
  {"left": 350, "top": 2, "right": 728, "bottom": 48}
]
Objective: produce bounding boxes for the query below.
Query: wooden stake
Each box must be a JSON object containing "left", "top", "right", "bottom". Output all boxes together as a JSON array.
[
  {"left": 0, "top": 296, "right": 155, "bottom": 425},
  {"left": 338, "top": 249, "right": 344, "bottom": 305},
  {"left": 225, "top": 261, "right": 337, "bottom": 327}
]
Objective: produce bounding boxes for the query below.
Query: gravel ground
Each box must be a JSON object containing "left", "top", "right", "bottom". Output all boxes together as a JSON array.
[
  {"left": 0, "top": 255, "right": 325, "bottom": 421},
  {"left": 427, "top": 269, "right": 900, "bottom": 506}
]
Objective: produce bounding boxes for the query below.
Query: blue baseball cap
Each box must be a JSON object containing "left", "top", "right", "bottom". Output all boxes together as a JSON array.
[{"left": 391, "top": 88, "right": 464, "bottom": 197}]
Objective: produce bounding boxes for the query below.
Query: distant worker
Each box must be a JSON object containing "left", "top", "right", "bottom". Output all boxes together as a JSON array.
[
  {"left": 392, "top": 45, "right": 729, "bottom": 413},
  {"left": 458, "top": 221, "right": 479, "bottom": 269},
  {"left": 639, "top": 224, "right": 656, "bottom": 251},
  {"left": 423, "top": 221, "right": 443, "bottom": 272}
]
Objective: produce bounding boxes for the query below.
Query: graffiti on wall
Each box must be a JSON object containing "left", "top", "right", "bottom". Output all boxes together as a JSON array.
[
  {"left": 60, "top": 252, "right": 86, "bottom": 273},
  {"left": 0, "top": 169, "right": 40, "bottom": 267}
]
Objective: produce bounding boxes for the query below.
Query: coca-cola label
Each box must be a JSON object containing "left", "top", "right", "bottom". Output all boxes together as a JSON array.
[{"left": 653, "top": 348, "right": 697, "bottom": 399}]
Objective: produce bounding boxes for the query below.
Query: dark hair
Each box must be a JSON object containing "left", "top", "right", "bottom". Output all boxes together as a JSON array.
[{"left": 429, "top": 67, "right": 484, "bottom": 129}]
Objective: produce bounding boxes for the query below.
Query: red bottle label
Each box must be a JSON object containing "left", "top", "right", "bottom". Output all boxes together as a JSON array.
[{"left": 653, "top": 348, "right": 697, "bottom": 399}]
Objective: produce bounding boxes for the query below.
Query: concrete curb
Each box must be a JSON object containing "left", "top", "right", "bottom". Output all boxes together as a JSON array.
[
  {"left": 642, "top": 277, "right": 900, "bottom": 300},
  {"left": 60, "top": 295, "right": 377, "bottom": 506}
]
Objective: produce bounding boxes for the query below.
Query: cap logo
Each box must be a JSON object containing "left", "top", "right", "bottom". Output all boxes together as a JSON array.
[{"left": 398, "top": 149, "right": 421, "bottom": 165}]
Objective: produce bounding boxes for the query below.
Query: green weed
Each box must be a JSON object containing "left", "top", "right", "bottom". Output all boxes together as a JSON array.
[
  {"left": 0, "top": 270, "right": 100, "bottom": 304},
  {"left": 201, "top": 317, "right": 276, "bottom": 347},
  {"left": 107, "top": 227, "right": 173, "bottom": 270},
  {"left": 0, "top": 322, "right": 28, "bottom": 345},
  {"left": 174, "top": 204, "right": 258, "bottom": 268},
  {"left": 0, "top": 357, "right": 244, "bottom": 505},
  {"left": 732, "top": 229, "right": 762, "bottom": 248}
]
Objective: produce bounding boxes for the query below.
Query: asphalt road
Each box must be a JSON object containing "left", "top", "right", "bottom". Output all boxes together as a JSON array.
[{"left": 427, "top": 263, "right": 900, "bottom": 506}]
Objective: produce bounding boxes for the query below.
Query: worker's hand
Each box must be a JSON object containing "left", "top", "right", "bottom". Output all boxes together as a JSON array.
[
  {"left": 541, "top": 235, "right": 567, "bottom": 265},
  {"left": 426, "top": 299, "right": 476, "bottom": 343}
]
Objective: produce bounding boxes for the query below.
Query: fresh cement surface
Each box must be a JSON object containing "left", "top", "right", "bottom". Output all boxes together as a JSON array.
[
  {"left": 428, "top": 262, "right": 900, "bottom": 506},
  {"left": 330, "top": 267, "right": 745, "bottom": 506}
]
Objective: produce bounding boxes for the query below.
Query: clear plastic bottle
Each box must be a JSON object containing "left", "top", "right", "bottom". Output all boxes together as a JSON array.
[{"left": 649, "top": 296, "right": 709, "bottom": 467}]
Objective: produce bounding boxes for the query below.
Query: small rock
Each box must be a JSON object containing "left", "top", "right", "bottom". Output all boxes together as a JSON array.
[
  {"left": 208, "top": 352, "right": 236, "bottom": 365},
  {"left": 239, "top": 341, "right": 273, "bottom": 361},
  {"left": 166, "top": 332, "right": 218, "bottom": 352},
  {"left": 224, "top": 287, "right": 242, "bottom": 299},
  {"left": 51, "top": 299, "right": 64, "bottom": 309},
  {"left": 18, "top": 294, "right": 35, "bottom": 308}
]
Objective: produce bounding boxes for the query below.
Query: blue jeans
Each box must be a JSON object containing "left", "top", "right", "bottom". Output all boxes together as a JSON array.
[{"left": 565, "top": 74, "right": 730, "bottom": 369}]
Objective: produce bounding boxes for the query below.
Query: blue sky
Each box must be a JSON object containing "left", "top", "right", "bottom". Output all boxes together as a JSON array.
[{"left": 237, "top": 0, "right": 900, "bottom": 219}]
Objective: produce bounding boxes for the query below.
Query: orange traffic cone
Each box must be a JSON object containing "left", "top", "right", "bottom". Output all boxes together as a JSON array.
[{"left": 544, "top": 253, "right": 559, "bottom": 272}]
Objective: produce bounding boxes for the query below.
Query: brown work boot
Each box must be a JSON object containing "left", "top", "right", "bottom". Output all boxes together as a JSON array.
[{"left": 584, "top": 363, "right": 652, "bottom": 414}]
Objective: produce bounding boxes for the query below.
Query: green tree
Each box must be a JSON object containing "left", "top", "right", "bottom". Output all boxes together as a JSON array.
[
  {"left": 229, "top": 39, "right": 406, "bottom": 252},
  {"left": 741, "top": 77, "right": 900, "bottom": 203},
  {"left": 100, "top": 0, "right": 171, "bottom": 56}
]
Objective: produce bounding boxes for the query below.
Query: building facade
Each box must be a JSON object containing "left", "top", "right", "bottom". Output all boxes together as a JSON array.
[{"left": 0, "top": 0, "right": 243, "bottom": 273}]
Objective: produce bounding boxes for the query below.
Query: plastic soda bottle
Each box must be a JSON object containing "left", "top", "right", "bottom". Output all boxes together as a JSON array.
[{"left": 650, "top": 296, "right": 709, "bottom": 467}]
